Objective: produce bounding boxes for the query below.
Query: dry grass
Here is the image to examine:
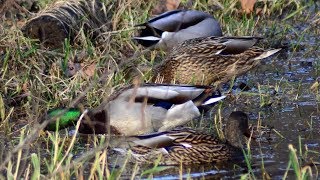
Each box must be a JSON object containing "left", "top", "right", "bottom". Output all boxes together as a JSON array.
[{"left": 0, "top": 0, "right": 318, "bottom": 179}]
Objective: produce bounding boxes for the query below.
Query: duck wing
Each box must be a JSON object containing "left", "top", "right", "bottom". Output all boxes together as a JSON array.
[
  {"left": 132, "top": 128, "right": 222, "bottom": 150},
  {"left": 138, "top": 10, "right": 213, "bottom": 32},
  {"left": 118, "top": 84, "right": 205, "bottom": 104},
  {"left": 136, "top": 84, "right": 225, "bottom": 106},
  {"left": 173, "top": 36, "right": 263, "bottom": 55},
  {"left": 132, "top": 128, "right": 195, "bottom": 148},
  {"left": 134, "top": 10, "right": 222, "bottom": 48},
  {"left": 216, "top": 36, "right": 263, "bottom": 55}
]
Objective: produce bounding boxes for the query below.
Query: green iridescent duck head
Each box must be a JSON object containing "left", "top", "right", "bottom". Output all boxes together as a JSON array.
[{"left": 45, "top": 108, "right": 81, "bottom": 131}]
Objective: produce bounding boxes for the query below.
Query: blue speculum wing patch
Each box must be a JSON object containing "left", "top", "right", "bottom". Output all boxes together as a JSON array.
[{"left": 153, "top": 101, "right": 173, "bottom": 110}]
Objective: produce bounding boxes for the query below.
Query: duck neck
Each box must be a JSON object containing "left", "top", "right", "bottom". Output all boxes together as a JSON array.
[{"left": 224, "top": 127, "right": 244, "bottom": 149}]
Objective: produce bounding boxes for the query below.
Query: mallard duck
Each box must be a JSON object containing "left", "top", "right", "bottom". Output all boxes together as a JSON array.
[
  {"left": 80, "top": 84, "right": 225, "bottom": 135},
  {"left": 114, "top": 111, "right": 250, "bottom": 165},
  {"left": 133, "top": 10, "right": 222, "bottom": 50},
  {"left": 152, "top": 36, "right": 281, "bottom": 86},
  {"left": 46, "top": 84, "right": 225, "bottom": 135}
]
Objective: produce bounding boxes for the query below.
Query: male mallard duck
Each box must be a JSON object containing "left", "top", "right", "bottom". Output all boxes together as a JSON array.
[
  {"left": 133, "top": 10, "right": 222, "bottom": 50},
  {"left": 80, "top": 84, "right": 225, "bottom": 135},
  {"left": 152, "top": 36, "right": 281, "bottom": 86},
  {"left": 46, "top": 84, "right": 225, "bottom": 136},
  {"left": 114, "top": 111, "right": 250, "bottom": 165}
]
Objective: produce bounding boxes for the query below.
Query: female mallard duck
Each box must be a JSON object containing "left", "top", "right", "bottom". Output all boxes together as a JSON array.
[
  {"left": 114, "top": 111, "right": 250, "bottom": 165},
  {"left": 46, "top": 84, "right": 225, "bottom": 136},
  {"left": 133, "top": 10, "right": 222, "bottom": 50},
  {"left": 152, "top": 36, "right": 281, "bottom": 86}
]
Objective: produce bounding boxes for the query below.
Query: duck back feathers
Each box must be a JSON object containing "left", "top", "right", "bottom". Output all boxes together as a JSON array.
[
  {"left": 143, "top": 10, "right": 214, "bottom": 32},
  {"left": 111, "top": 84, "right": 224, "bottom": 106},
  {"left": 130, "top": 128, "right": 234, "bottom": 165},
  {"left": 134, "top": 10, "right": 222, "bottom": 49},
  {"left": 153, "top": 36, "right": 281, "bottom": 86},
  {"left": 120, "top": 111, "right": 250, "bottom": 165}
]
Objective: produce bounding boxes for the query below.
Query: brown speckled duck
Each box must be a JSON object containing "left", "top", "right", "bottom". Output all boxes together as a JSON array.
[
  {"left": 152, "top": 36, "right": 281, "bottom": 86},
  {"left": 114, "top": 111, "right": 250, "bottom": 165}
]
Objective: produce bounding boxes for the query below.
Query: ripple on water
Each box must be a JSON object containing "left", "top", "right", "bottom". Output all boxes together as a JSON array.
[
  {"left": 306, "top": 143, "right": 319, "bottom": 148},
  {"left": 282, "top": 106, "right": 295, "bottom": 112},
  {"left": 297, "top": 101, "right": 318, "bottom": 106}
]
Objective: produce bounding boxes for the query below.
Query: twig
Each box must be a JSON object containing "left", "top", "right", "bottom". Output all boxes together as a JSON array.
[
  {"left": 0, "top": 116, "right": 52, "bottom": 170},
  {"left": 0, "top": 0, "right": 31, "bottom": 16},
  {"left": 12, "top": 0, "right": 31, "bottom": 15},
  {"left": 0, "top": 0, "right": 14, "bottom": 15},
  {"left": 69, "top": 48, "right": 151, "bottom": 107},
  {"left": 53, "top": 109, "right": 88, "bottom": 173},
  {"left": 47, "top": 140, "right": 110, "bottom": 178}
]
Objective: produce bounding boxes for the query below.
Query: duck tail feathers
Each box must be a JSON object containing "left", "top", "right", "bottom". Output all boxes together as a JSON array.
[
  {"left": 132, "top": 36, "right": 161, "bottom": 41},
  {"left": 253, "top": 48, "right": 281, "bottom": 60},
  {"left": 202, "top": 95, "right": 226, "bottom": 106},
  {"left": 113, "top": 148, "right": 127, "bottom": 155},
  {"left": 132, "top": 36, "right": 161, "bottom": 47}
]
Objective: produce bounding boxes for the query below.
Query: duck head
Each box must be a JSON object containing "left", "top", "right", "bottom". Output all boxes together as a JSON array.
[{"left": 79, "top": 108, "right": 110, "bottom": 134}]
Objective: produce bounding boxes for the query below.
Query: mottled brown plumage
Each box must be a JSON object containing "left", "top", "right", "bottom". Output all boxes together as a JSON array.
[
  {"left": 115, "top": 111, "right": 249, "bottom": 165},
  {"left": 152, "top": 36, "right": 281, "bottom": 86}
]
